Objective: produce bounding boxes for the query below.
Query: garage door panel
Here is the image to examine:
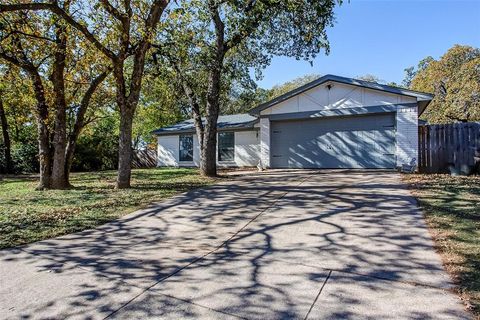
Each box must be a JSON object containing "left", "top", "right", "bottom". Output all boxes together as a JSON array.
[{"left": 270, "top": 114, "right": 396, "bottom": 169}]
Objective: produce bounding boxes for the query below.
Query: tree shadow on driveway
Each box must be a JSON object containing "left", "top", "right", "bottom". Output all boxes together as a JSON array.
[{"left": 0, "top": 170, "right": 470, "bottom": 319}]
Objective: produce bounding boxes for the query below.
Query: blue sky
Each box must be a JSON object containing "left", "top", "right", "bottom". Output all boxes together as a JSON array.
[{"left": 256, "top": 0, "right": 480, "bottom": 89}]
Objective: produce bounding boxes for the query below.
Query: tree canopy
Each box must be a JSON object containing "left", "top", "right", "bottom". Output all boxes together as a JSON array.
[
  {"left": 410, "top": 45, "right": 480, "bottom": 123},
  {"left": 152, "top": 0, "right": 340, "bottom": 176}
]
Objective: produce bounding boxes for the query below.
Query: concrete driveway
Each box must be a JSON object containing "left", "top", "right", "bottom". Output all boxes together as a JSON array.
[{"left": 0, "top": 170, "right": 470, "bottom": 319}]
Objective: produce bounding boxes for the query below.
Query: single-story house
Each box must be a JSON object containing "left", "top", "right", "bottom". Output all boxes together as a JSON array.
[{"left": 153, "top": 74, "right": 433, "bottom": 169}]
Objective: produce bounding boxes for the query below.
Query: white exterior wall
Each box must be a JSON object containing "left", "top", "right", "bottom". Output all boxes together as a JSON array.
[
  {"left": 157, "top": 134, "right": 201, "bottom": 167},
  {"left": 231, "top": 130, "right": 260, "bottom": 167},
  {"left": 156, "top": 130, "right": 259, "bottom": 167},
  {"left": 260, "top": 82, "right": 416, "bottom": 116},
  {"left": 396, "top": 105, "right": 419, "bottom": 168},
  {"left": 157, "top": 135, "right": 179, "bottom": 166},
  {"left": 259, "top": 118, "right": 270, "bottom": 168}
]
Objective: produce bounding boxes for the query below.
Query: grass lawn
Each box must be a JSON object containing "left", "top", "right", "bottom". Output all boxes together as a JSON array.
[
  {"left": 0, "top": 168, "right": 215, "bottom": 250},
  {"left": 403, "top": 174, "right": 480, "bottom": 318}
]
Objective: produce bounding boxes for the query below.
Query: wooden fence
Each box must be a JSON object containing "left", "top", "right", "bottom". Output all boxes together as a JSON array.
[
  {"left": 131, "top": 149, "right": 157, "bottom": 168},
  {"left": 418, "top": 122, "right": 480, "bottom": 173}
]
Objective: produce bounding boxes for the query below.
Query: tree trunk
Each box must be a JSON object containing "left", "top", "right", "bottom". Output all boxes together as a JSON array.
[
  {"left": 112, "top": 61, "right": 134, "bottom": 189},
  {"left": 200, "top": 126, "right": 217, "bottom": 176},
  {"left": 114, "top": 41, "right": 150, "bottom": 188},
  {"left": 50, "top": 21, "right": 69, "bottom": 189},
  {"left": 116, "top": 105, "right": 134, "bottom": 188},
  {"left": 64, "top": 70, "right": 110, "bottom": 186},
  {"left": 197, "top": 4, "right": 224, "bottom": 177},
  {"left": 30, "top": 73, "right": 52, "bottom": 190},
  {"left": 0, "top": 97, "right": 12, "bottom": 173},
  {"left": 200, "top": 58, "right": 222, "bottom": 176}
]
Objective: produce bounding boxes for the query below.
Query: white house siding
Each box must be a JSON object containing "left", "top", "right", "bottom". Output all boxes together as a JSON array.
[
  {"left": 395, "top": 105, "right": 419, "bottom": 168},
  {"left": 156, "top": 130, "right": 259, "bottom": 167},
  {"left": 259, "top": 118, "right": 270, "bottom": 168},
  {"left": 232, "top": 130, "right": 260, "bottom": 167},
  {"left": 260, "top": 82, "right": 417, "bottom": 115},
  {"left": 157, "top": 135, "right": 179, "bottom": 167}
]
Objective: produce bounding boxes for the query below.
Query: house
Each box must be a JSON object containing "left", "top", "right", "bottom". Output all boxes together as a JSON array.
[{"left": 152, "top": 74, "right": 433, "bottom": 169}]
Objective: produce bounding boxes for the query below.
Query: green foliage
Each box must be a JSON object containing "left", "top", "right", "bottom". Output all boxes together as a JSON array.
[
  {"left": 134, "top": 75, "right": 185, "bottom": 148},
  {"left": 0, "top": 4, "right": 113, "bottom": 183},
  {"left": 223, "top": 86, "right": 269, "bottom": 115},
  {"left": 267, "top": 74, "right": 320, "bottom": 100},
  {"left": 72, "top": 113, "right": 119, "bottom": 172},
  {"left": 0, "top": 64, "right": 37, "bottom": 143},
  {"left": 0, "top": 142, "right": 38, "bottom": 174},
  {"left": 0, "top": 65, "right": 38, "bottom": 174},
  {"left": 356, "top": 74, "right": 384, "bottom": 84},
  {"left": 157, "top": 0, "right": 339, "bottom": 112},
  {"left": 11, "top": 142, "right": 39, "bottom": 173},
  {"left": 410, "top": 45, "right": 480, "bottom": 123}
]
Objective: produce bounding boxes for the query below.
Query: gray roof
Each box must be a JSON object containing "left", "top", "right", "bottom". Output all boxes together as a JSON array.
[
  {"left": 152, "top": 114, "right": 258, "bottom": 136},
  {"left": 248, "top": 74, "right": 434, "bottom": 116}
]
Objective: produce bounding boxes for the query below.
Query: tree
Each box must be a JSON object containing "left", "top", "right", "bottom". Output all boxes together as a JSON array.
[
  {"left": 222, "top": 86, "right": 269, "bottom": 115},
  {"left": 0, "top": 63, "right": 37, "bottom": 174},
  {"left": 133, "top": 74, "right": 185, "bottom": 149},
  {"left": 157, "top": 0, "right": 340, "bottom": 176},
  {"left": 0, "top": 5, "right": 110, "bottom": 188},
  {"left": 356, "top": 74, "right": 384, "bottom": 84},
  {"left": 0, "top": 95, "right": 12, "bottom": 173},
  {"left": 0, "top": 0, "right": 169, "bottom": 188},
  {"left": 72, "top": 107, "right": 119, "bottom": 172},
  {"left": 267, "top": 74, "right": 321, "bottom": 100},
  {"left": 410, "top": 45, "right": 480, "bottom": 123}
]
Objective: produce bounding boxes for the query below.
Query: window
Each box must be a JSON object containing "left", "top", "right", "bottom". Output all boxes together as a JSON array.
[
  {"left": 179, "top": 135, "right": 193, "bottom": 162},
  {"left": 218, "top": 132, "right": 235, "bottom": 162}
]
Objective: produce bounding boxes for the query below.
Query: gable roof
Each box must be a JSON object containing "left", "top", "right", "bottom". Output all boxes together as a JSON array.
[
  {"left": 152, "top": 113, "right": 258, "bottom": 136},
  {"left": 248, "top": 74, "right": 434, "bottom": 116}
]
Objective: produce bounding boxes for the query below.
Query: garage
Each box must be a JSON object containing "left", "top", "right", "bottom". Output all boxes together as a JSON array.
[{"left": 270, "top": 113, "right": 396, "bottom": 169}]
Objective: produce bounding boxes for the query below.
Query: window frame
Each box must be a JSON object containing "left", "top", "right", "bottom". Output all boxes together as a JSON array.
[
  {"left": 179, "top": 134, "right": 194, "bottom": 162},
  {"left": 218, "top": 131, "right": 235, "bottom": 162}
]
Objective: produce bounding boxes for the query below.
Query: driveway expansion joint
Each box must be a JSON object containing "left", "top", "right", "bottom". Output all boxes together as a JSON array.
[
  {"left": 263, "top": 256, "right": 455, "bottom": 293},
  {"left": 153, "top": 292, "right": 249, "bottom": 320},
  {"left": 103, "top": 174, "right": 313, "bottom": 319},
  {"left": 304, "top": 270, "right": 332, "bottom": 320}
]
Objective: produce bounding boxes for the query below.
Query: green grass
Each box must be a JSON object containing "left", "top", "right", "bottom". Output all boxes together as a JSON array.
[
  {"left": 0, "top": 168, "right": 215, "bottom": 249},
  {"left": 403, "top": 174, "right": 480, "bottom": 318}
]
